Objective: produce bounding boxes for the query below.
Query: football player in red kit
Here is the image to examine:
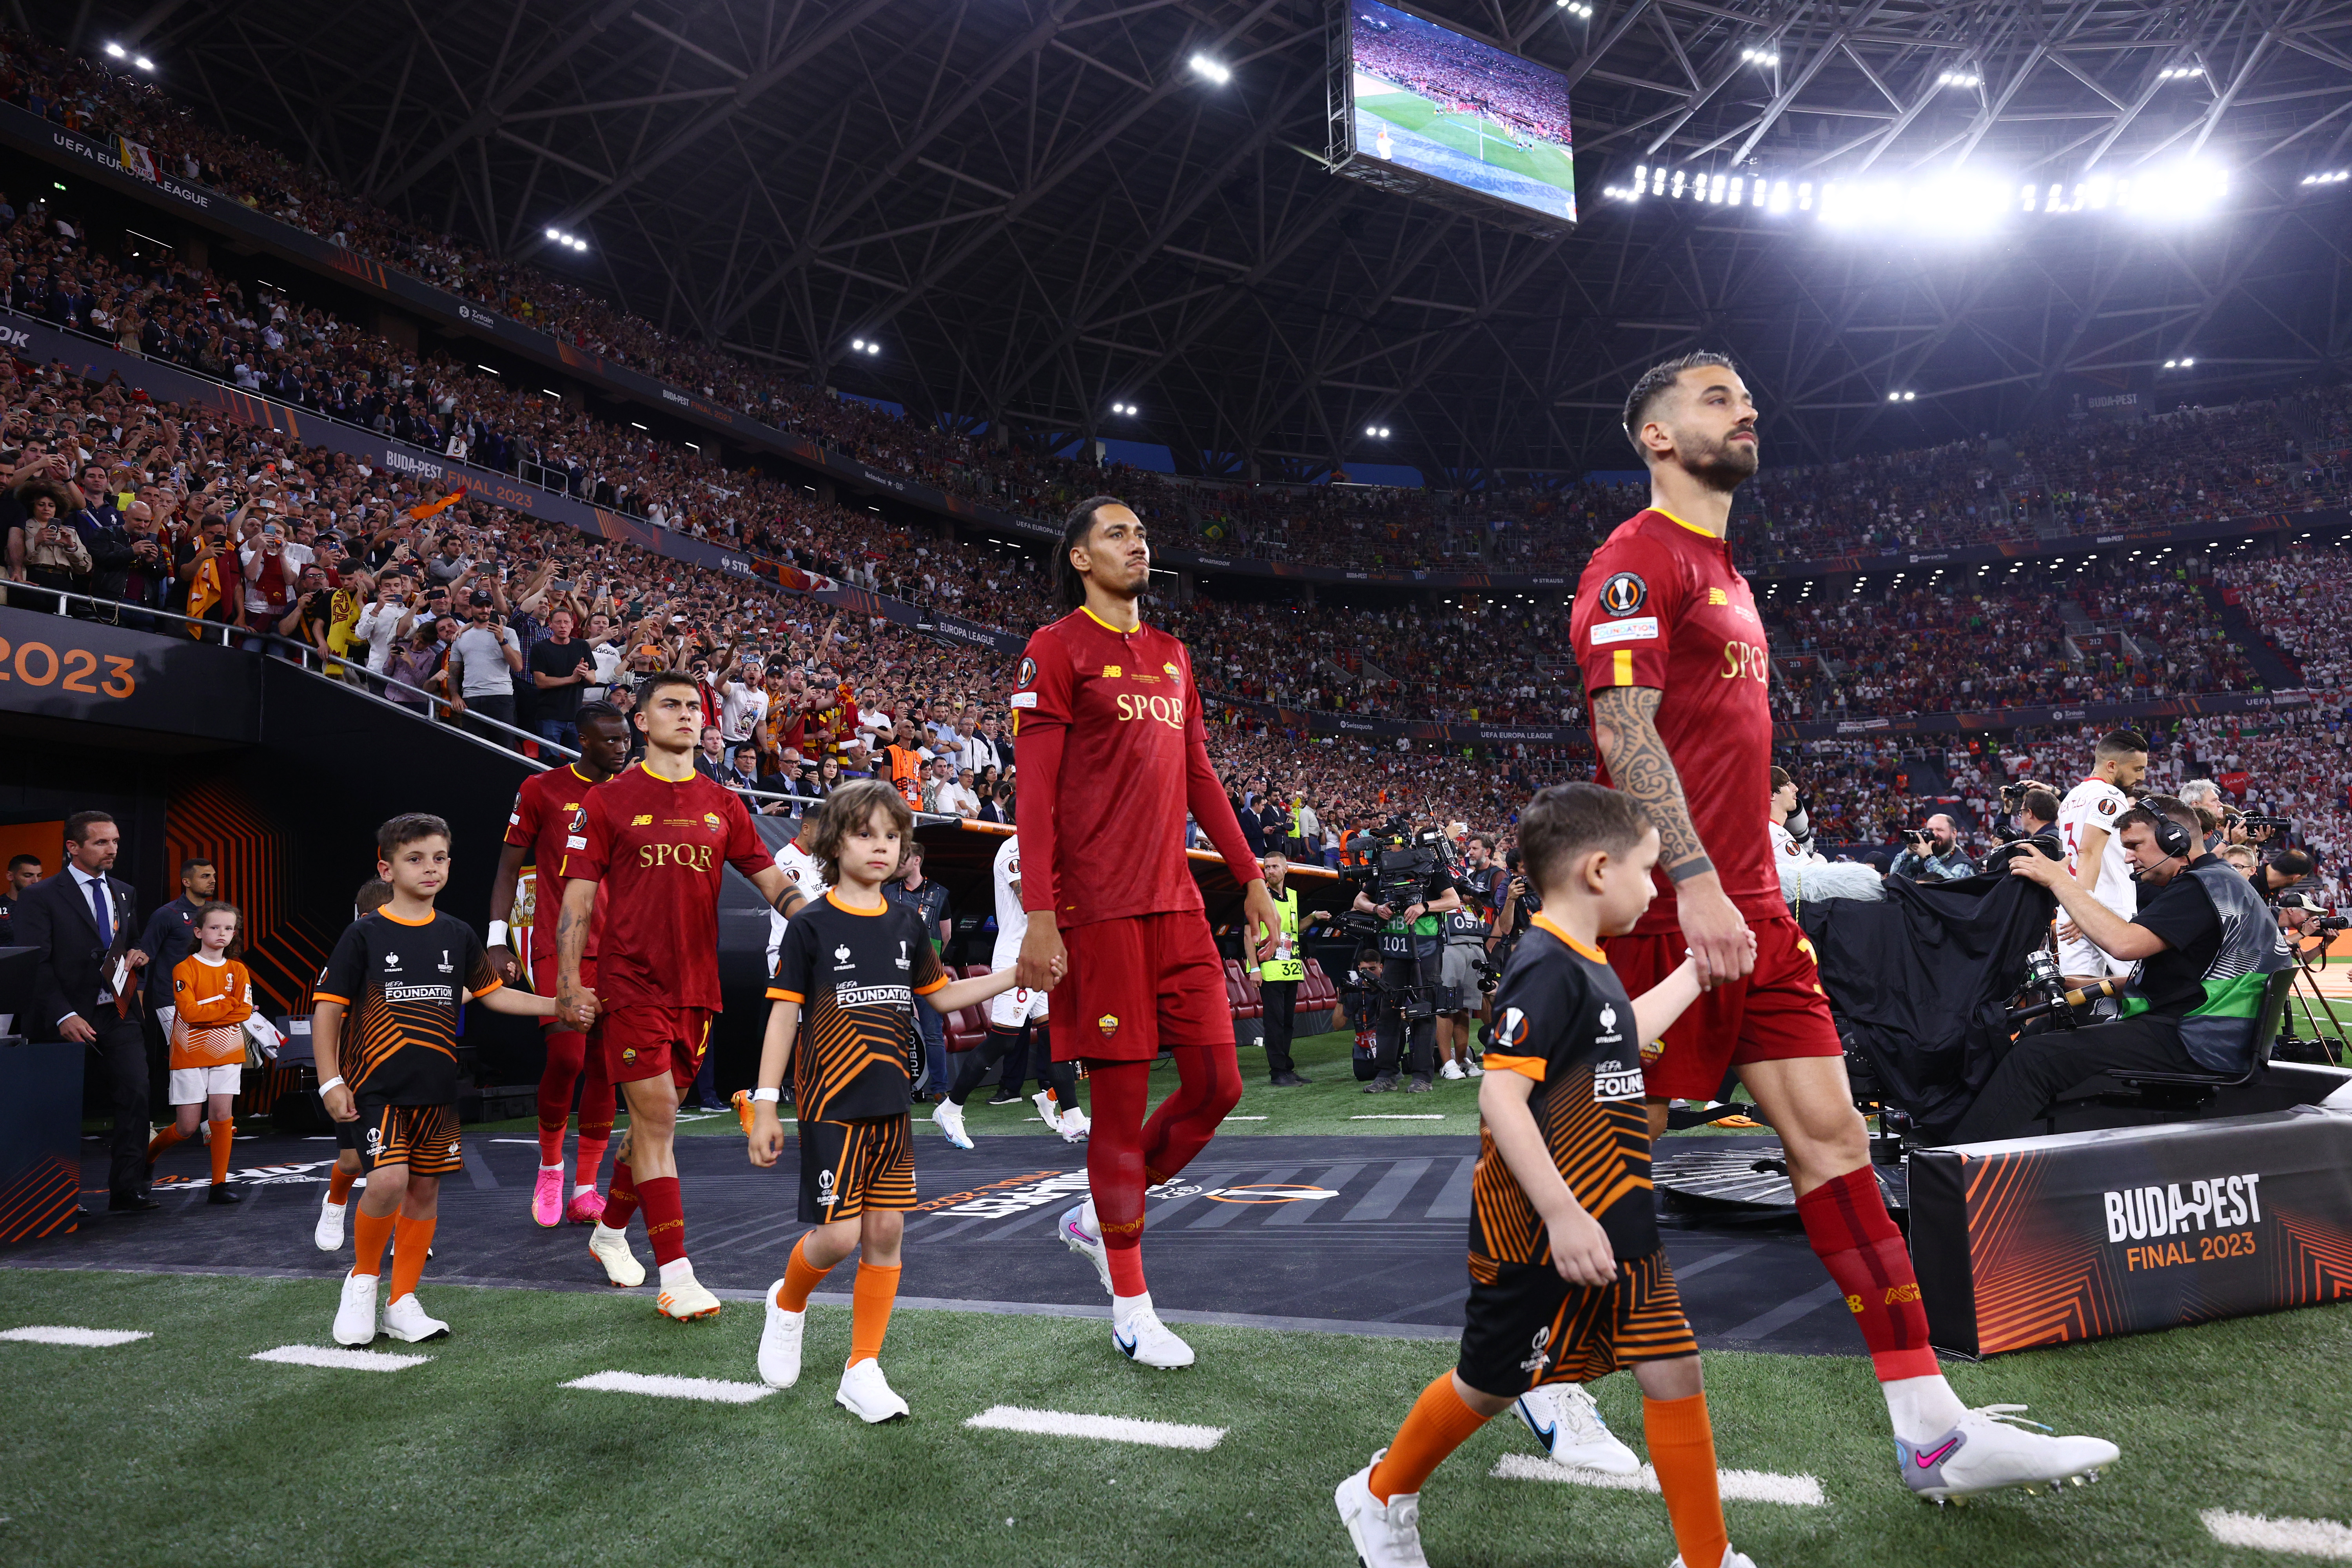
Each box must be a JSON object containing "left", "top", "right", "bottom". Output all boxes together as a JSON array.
[
  {"left": 487, "top": 703, "right": 630, "bottom": 1227},
  {"left": 557, "top": 671, "right": 812, "bottom": 1320},
  {"left": 1566, "top": 352, "right": 2116, "bottom": 1501},
  {"left": 1013, "top": 495, "right": 1279, "bottom": 1370}
]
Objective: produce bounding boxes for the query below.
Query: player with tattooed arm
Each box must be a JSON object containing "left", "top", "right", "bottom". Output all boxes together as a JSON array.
[{"left": 1565, "top": 353, "right": 2117, "bottom": 1502}]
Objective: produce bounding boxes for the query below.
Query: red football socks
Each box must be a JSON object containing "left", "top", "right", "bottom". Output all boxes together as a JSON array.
[
  {"left": 1138, "top": 1042, "right": 1243, "bottom": 1187},
  {"left": 1796, "top": 1165, "right": 1939, "bottom": 1381},
  {"left": 849, "top": 1261, "right": 900, "bottom": 1367},
  {"left": 602, "top": 1158, "right": 640, "bottom": 1230},
  {"left": 1369, "top": 1374, "right": 1489, "bottom": 1503},
  {"left": 389, "top": 1215, "right": 436, "bottom": 1300},
  {"left": 351, "top": 1209, "right": 396, "bottom": 1278},
  {"left": 775, "top": 1234, "right": 831, "bottom": 1312},
  {"left": 573, "top": 1135, "right": 608, "bottom": 1191},
  {"left": 208, "top": 1120, "right": 235, "bottom": 1188},
  {"left": 1084, "top": 1046, "right": 1242, "bottom": 1298},
  {"left": 638, "top": 1175, "right": 687, "bottom": 1267},
  {"left": 1645, "top": 1392, "right": 1731, "bottom": 1568}
]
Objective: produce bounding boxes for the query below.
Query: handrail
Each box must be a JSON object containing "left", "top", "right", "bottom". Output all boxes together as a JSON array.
[{"left": 2, "top": 588, "right": 824, "bottom": 808}]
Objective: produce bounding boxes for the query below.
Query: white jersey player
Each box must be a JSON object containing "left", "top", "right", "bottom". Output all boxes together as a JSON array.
[
  {"left": 2054, "top": 730, "right": 2152, "bottom": 982},
  {"left": 764, "top": 829, "right": 831, "bottom": 976},
  {"left": 929, "top": 833, "right": 1087, "bottom": 1149}
]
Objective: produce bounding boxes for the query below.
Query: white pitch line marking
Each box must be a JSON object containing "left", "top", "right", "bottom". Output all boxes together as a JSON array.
[
  {"left": 561, "top": 1370, "right": 776, "bottom": 1404},
  {"left": 0, "top": 1326, "right": 152, "bottom": 1347},
  {"left": 251, "top": 1344, "right": 432, "bottom": 1371},
  {"left": 1350, "top": 1114, "right": 1446, "bottom": 1120},
  {"left": 964, "top": 1404, "right": 1225, "bottom": 1450},
  {"left": 2203, "top": 1509, "right": 2352, "bottom": 1560},
  {"left": 1491, "top": 1454, "right": 1826, "bottom": 1506},
  {"left": 1225, "top": 1115, "right": 1269, "bottom": 1121}
]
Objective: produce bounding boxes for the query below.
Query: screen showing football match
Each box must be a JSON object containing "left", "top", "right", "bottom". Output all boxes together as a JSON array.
[{"left": 1348, "top": 2, "right": 1577, "bottom": 223}]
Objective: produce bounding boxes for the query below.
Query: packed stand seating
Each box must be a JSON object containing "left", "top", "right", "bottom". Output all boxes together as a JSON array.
[
  {"left": 1765, "top": 562, "right": 2258, "bottom": 721},
  {"left": 2214, "top": 548, "right": 2352, "bottom": 690},
  {"left": 8, "top": 33, "right": 2348, "bottom": 579}
]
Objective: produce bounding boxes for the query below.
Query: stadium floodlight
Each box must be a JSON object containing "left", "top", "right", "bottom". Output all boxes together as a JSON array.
[
  {"left": 1365, "top": 425, "right": 1391, "bottom": 437},
  {"left": 546, "top": 228, "right": 561, "bottom": 240},
  {"left": 2158, "top": 65, "right": 2206, "bottom": 80},
  {"left": 1553, "top": 0, "right": 1593, "bottom": 14},
  {"left": 1189, "top": 54, "right": 1231, "bottom": 85},
  {"left": 1937, "top": 71, "right": 1982, "bottom": 88},
  {"left": 1740, "top": 47, "right": 1779, "bottom": 66},
  {"left": 105, "top": 42, "right": 125, "bottom": 57},
  {"left": 2163, "top": 357, "right": 2196, "bottom": 369},
  {"left": 2302, "top": 170, "right": 2350, "bottom": 185},
  {"left": 135, "top": 56, "right": 154, "bottom": 71},
  {"left": 852, "top": 338, "right": 867, "bottom": 351}
]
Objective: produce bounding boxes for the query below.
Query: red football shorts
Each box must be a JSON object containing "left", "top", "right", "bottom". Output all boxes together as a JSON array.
[
  {"left": 534, "top": 954, "right": 595, "bottom": 1031},
  {"left": 596, "top": 1004, "right": 714, "bottom": 1089},
  {"left": 1054, "top": 910, "right": 1230, "bottom": 1064},
  {"left": 1604, "top": 913, "right": 1841, "bottom": 1101}
]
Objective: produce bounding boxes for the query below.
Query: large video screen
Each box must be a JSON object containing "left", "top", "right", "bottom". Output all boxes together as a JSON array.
[{"left": 1348, "top": 2, "right": 1576, "bottom": 223}]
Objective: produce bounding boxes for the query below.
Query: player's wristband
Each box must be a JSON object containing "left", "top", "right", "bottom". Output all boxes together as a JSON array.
[
  {"left": 316, "top": 1076, "right": 345, "bottom": 1096},
  {"left": 487, "top": 920, "right": 510, "bottom": 948},
  {"left": 1666, "top": 856, "right": 1715, "bottom": 884},
  {"left": 750, "top": 1087, "right": 781, "bottom": 1103}
]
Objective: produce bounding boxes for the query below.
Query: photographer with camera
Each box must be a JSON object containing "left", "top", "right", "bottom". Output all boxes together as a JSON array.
[
  {"left": 1436, "top": 835, "right": 1503, "bottom": 1079},
  {"left": 1345, "top": 820, "right": 1465, "bottom": 1093},
  {"left": 2007, "top": 783, "right": 2059, "bottom": 839},
  {"left": 1953, "top": 795, "right": 2289, "bottom": 1143},
  {"left": 1889, "top": 814, "right": 1974, "bottom": 882}
]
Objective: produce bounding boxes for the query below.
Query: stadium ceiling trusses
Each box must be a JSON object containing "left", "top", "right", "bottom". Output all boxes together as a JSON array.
[{"left": 78, "top": 0, "right": 2352, "bottom": 479}]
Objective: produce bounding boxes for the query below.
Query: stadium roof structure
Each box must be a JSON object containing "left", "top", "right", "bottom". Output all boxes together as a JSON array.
[{"left": 66, "top": 0, "right": 2352, "bottom": 480}]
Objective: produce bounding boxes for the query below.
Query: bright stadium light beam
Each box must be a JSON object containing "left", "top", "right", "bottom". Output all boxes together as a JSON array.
[
  {"left": 1189, "top": 54, "right": 1230, "bottom": 85},
  {"left": 105, "top": 42, "right": 125, "bottom": 57},
  {"left": 135, "top": 56, "right": 154, "bottom": 71}
]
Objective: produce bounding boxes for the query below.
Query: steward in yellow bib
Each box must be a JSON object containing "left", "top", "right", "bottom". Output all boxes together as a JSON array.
[{"left": 1257, "top": 853, "right": 1330, "bottom": 1087}]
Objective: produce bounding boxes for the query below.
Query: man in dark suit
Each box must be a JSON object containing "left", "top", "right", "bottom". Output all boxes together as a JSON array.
[{"left": 17, "top": 811, "right": 155, "bottom": 1212}]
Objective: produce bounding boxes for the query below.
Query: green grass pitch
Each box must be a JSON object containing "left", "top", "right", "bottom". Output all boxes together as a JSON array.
[
  {"left": 2, "top": 1267, "right": 2345, "bottom": 1566},
  {"left": 1357, "top": 87, "right": 1579, "bottom": 198}
]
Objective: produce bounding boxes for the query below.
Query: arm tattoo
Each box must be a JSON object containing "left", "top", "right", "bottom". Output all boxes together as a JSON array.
[{"left": 1589, "top": 686, "right": 1710, "bottom": 873}]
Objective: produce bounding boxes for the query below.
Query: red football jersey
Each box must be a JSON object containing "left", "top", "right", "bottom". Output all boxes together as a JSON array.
[
  {"left": 1569, "top": 508, "right": 1779, "bottom": 934},
  {"left": 1011, "top": 606, "right": 1259, "bottom": 927},
  {"left": 504, "top": 763, "right": 606, "bottom": 962},
  {"left": 559, "top": 762, "right": 772, "bottom": 1011}
]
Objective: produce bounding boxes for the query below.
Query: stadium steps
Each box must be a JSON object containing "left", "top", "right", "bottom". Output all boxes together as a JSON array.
[{"left": 2199, "top": 582, "right": 2304, "bottom": 688}]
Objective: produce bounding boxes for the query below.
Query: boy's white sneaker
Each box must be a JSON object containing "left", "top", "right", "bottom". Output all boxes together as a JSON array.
[
  {"left": 1334, "top": 1454, "right": 1430, "bottom": 1568},
  {"left": 331, "top": 1270, "right": 379, "bottom": 1346},
  {"left": 314, "top": 1192, "right": 347, "bottom": 1252},
  {"left": 757, "top": 1282, "right": 805, "bottom": 1388},
  {"left": 835, "top": 1358, "right": 910, "bottom": 1423},
  {"left": 1057, "top": 1107, "right": 1091, "bottom": 1143},
  {"left": 931, "top": 1098, "right": 973, "bottom": 1149},
  {"left": 383, "top": 1292, "right": 450, "bottom": 1343},
  {"left": 1514, "top": 1383, "right": 1641, "bottom": 1474}
]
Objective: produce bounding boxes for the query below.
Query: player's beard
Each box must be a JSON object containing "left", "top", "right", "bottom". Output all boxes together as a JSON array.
[{"left": 1679, "top": 428, "right": 1759, "bottom": 494}]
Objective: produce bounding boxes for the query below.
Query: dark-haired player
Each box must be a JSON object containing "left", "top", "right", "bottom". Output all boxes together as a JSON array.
[
  {"left": 745, "top": 780, "right": 1028, "bottom": 1420},
  {"left": 1569, "top": 352, "right": 2115, "bottom": 1498},
  {"left": 1013, "top": 495, "right": 1278, "bottom": 1369},
  {"left": 488, "top": 702, "right": 632, "bottom": 1227},
  {"left": 1338, "top": 783, "right": 1750, "bottom": 1568},
  {"left": 316, "top": 815, "right": 558, "bottom": 1345},
  {"left": 558, "top": 671, "right": 811, "bottom": 1320}
]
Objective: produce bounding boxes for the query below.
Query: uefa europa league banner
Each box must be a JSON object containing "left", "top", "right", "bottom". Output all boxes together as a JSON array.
[{"left": 1908, "top": 1098, "right": 2352, "bottom": 1355}]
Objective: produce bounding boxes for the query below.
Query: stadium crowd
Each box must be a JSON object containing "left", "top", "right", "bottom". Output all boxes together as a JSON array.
[
  {"left": 8, "top": 31, "right": 2348, "bottom": 584},
  {"left": 1351, "top": 5, "right": 1575, "bottom": 145}
]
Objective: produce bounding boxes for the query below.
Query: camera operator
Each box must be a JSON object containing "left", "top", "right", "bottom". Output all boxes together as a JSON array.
[
  {"left": 2009, "top": 783, "right": 2059, "bottom": 839},
  {"left": 2255, "top": 847, "right": 2317, "bottom": 899},
  {"left": 1889, "top": 813, "right": 1974, "bottom": 882},
  {"left": 1952, "top": 795, "right": 2287, "bottom": 1143},
  {"left": 1436, "top": 835, "right": 1501, "bottom": 1079},
  {"left": 1349, "top": 824, "right": 1463, "bottom": 1093}
]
